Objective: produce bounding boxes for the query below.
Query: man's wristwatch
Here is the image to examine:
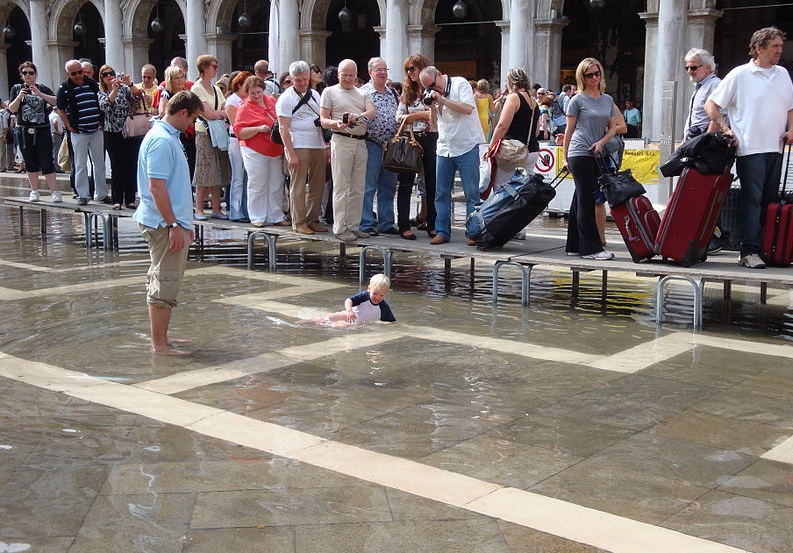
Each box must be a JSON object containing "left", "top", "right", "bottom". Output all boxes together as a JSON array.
[{"left": 168, "top": 222, "right": 179, "bottom": 229}]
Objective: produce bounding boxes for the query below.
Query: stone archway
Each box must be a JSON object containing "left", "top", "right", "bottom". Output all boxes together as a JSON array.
[
  {"left": 124, "top": 0, "right": 187, "bottom": 78},
  {"left": 2, "top": 2, "right": 31, "bottom": 97}
]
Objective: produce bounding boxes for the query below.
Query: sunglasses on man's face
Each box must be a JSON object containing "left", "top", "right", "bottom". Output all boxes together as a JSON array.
[
  {"left": 69, "top": 70, "right": 84, "bottom": 76},
  {"left": 21, "top": 70, "right": 35, "bottom": 76}
]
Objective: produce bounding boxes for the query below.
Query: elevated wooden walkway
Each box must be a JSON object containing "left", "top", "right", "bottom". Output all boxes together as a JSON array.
[{"left": 6, "top": 194, "right": 793, "bottom": 329}]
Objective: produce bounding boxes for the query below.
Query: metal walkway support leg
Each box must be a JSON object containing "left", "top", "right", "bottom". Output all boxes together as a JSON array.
[
  {"left": 83, "top": 212, "right": 110, "bottom": 249},
  {"left": 359, "top": 245, "right": 392, "bottom": 284},
  {"left": 18, "top": 206, "right": 25, "bottom": 235},
  {"left": 247, "top": 231, "right": 278, "bottom": 271},
  {"left": 40, "top": 209, "right": 47, "bottom": 236},
  {"left": 492, "top": 260, "right": 534, "bottom": 307},
  {"left": 656, "top": 275, "right": 704, "bottom": 329}
]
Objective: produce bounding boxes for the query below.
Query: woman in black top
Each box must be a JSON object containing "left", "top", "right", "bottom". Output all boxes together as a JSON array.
[
  {"left": 8, "top": 61, "right": 60, "bottom": 202},
  {"left": 485, "top": 68, "right": 540, "bottom": 189}
]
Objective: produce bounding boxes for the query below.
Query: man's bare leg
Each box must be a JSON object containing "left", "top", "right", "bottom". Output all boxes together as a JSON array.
[{"left": 148, "top": 304, "right": 190, "bottom": 355}]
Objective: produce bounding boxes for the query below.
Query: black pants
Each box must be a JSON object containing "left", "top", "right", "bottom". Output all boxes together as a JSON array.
[
  {"left": 566, "top": 156, "right": 602, "bottom": 256},
  {"left": 105, "top": 131, "right": 142, "bottom": 206},
  {"left": 18, "top": 127, "right": 55, "bottom": 174},
  {"left": 416, "top": 132, "right": 438, "bottom": 232},
  {"left": 396, "top": 172, "right": 416, "bottom": 232}
]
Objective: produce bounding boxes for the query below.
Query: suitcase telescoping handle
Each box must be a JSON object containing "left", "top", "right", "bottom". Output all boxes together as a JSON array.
[
  {"left": 547, "top": 168, "right": 571, "bottom": 189},
  {"left": 782, "top": 143, "right": 793, "bottom": 195}
]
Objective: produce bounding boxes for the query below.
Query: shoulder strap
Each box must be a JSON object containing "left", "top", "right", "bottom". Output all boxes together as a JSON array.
[
  {"left": 526, "top": 98, "right": 537, "bottom": 143},
  {"left": 292, "top": 90, "right": 312, "bottom": 114}
]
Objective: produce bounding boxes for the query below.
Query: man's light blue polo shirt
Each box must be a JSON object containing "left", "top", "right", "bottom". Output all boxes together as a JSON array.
[{"left": 133, "top": 119, "right": 193, "bottom": 230}]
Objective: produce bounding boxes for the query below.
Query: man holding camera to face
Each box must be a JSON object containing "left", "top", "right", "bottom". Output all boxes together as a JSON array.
[
  {"left": 419, "top": 66, "right": 484, "bottom": 245},
  {"left": 276, "top": 60, "right": 329, "bottom": 235},
  {"left": 320, "top": 59, "right": 376, "bottom": 242}
]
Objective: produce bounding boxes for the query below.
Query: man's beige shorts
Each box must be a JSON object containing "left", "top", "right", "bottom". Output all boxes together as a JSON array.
[{"left": 140, "top": 224, "right": 190, "bottom": 309}]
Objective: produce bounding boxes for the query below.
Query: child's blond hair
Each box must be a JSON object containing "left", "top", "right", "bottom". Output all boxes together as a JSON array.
[{"left": 368, "top": 274, "right": 391, "bottom": 294}]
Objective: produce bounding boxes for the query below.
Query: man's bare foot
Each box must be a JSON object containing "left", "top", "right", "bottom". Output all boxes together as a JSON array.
[{"left": 151, "top": 346, "right": 192, "bottom": 356}]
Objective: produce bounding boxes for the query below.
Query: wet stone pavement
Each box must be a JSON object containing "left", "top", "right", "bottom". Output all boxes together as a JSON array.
[{"left": 1, "top": 174, "right": 793, "bottom": 553}]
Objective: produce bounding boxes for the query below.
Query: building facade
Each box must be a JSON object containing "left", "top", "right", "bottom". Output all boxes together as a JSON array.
[{"left": 1, "top": 0, "right": 788, "bottom": 142}]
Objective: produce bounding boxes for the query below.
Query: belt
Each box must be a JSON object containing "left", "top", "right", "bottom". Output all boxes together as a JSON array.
[
  {"left": 21, "top": 125, "right": 50, "bottom": 133},
  {"left": 412, "top": 131, "right": 438, "bottom": 138},
  {"left": 331, "top": 131, "right": 367, "bottom": 140}
]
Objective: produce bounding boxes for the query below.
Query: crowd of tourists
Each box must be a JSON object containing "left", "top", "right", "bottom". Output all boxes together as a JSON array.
[{"left": 3, "top": 24, "right": 791, "bottom": 270}]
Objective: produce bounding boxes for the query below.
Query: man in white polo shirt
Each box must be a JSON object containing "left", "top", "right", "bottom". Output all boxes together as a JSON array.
[{"left": 705, "top": 26, "right": 793, "bottom": 269}]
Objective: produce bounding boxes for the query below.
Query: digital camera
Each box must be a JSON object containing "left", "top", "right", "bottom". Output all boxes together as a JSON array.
[{"left": 421, "top": 90, "right": 435, "bottom": 105}]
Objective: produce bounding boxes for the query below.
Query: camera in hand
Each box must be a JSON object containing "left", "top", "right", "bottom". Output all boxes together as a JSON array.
[
  {"left": 421, "top": 90, "right": 435, "bottom": 105},
  {"left": 314, "top": 117, "right": 321, "bottom": 128},
  {"left": 342, "top": 113, "right": 356, "bottom": 128}
]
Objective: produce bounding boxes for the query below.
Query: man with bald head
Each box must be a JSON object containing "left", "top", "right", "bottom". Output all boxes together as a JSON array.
[
  {"left": 319, "top": 59, "right": 376, "bottom": 242},
  {"left": 56, "top": 59, "right": 108, "bottom": 205}
]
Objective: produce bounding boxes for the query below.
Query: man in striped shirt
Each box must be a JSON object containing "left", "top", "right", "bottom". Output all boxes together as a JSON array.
[{"left": 56, "top": 59, "right": 108, "bottom": 206}]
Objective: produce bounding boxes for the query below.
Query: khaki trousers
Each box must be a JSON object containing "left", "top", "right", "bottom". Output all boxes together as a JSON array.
[
  {"left": 289, "top": 147, "right": 328, "bottom": 228},
  {"left": 329, "top": 135, "right": 367, "bottom": 236}
]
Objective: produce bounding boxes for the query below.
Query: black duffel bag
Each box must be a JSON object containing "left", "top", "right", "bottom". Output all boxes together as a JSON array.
[{"left": 660, "top": 131, "right": 737, "bottom": 177}]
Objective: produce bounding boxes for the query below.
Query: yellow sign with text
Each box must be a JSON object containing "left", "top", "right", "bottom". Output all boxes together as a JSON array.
[{"left": 550, "top": 147, "right": 659, "bottom": 185}]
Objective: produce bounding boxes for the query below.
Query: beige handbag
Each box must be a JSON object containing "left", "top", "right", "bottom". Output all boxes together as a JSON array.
[{"left": 57, "top": 136, "right": 71, "bottom": 171}]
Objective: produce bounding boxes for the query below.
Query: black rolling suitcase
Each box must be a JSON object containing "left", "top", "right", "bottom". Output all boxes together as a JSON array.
[{"left": 466, "top": 168, "right": 568, "bottom": 250}]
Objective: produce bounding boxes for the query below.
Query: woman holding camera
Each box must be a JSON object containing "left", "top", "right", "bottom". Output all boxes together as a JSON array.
[
  {"left": 396, "top": 54, "right": 438, "bottom": 239},
  {"left": 98, "top": 64, "right": 144, "bottom": 209},
  {"left": 233, "top": 76, "right": 286, "bottom": 227},
  {"left": 8, "top": 61, "right": 60, "bottom": 202}
]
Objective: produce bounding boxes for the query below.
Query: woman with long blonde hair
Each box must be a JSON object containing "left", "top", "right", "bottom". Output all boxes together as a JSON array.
[{"left": 562, "top": 58, "right": 626, "bottom": 260}]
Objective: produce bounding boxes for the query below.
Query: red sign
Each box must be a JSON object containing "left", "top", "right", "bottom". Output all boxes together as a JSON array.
[{"left": 535, "top": 148, "right": 554, "bottom": 173}]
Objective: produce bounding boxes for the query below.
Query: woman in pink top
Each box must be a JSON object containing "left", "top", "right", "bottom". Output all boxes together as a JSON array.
[{"left": 233, "top": 76, "right": 286, "bottom": 227}]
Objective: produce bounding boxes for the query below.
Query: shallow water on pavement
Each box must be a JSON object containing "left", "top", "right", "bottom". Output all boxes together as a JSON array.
[{"left": 4, "top": 175, "right": 793, "bottom": 553}]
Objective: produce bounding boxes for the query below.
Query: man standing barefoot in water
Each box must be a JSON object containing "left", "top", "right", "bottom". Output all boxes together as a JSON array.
[{"left": 133, "top": 91, "right": 203, "bottom": 355}]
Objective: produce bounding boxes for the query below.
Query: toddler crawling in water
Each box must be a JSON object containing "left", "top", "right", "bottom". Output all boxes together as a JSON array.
[{"left": 311, "top": 274, "right": 396, "bottom": 327}]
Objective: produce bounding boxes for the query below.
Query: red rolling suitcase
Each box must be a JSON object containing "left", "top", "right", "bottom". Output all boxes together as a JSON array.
[
  {"left": 611, "top": 195, "right": 661, "bottom": 263},
  {"left": 761, "top": 146, "right": 793, "bottom": 266},
  {"left": 654, "top": 167, "right": 733, "bottom": 266}
]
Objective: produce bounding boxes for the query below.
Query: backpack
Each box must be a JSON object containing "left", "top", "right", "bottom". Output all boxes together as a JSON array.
[{"left": 551, "top": 94, "right": 565, "bottom": 121}]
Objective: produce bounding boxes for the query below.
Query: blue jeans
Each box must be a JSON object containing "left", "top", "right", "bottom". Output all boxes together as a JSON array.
[
  {"left": 736, "top": 153, "right": 783, "bottom": 256},
  {"left": 435, "top": 145, "right": 480, "bottom": 240},
  {"left": 227, "top": 137, "right": 249, "bottom": 221},
  {"left": 360, "top": 140, "right": 397, "bottom": 232}
]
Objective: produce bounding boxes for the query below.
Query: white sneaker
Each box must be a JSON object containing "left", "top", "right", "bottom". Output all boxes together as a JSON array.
[
  {"left": 51, "top": 190, "right": 63, "bottom": 203},
  {"left": 739, "top": 253, "right": 766, "bottom": 269},
  {"left": 581, "top": 250, "right": 614, "bottom": 261},
  {"left": 29, "top": 190, "right": 40, "bottom": 202}
]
